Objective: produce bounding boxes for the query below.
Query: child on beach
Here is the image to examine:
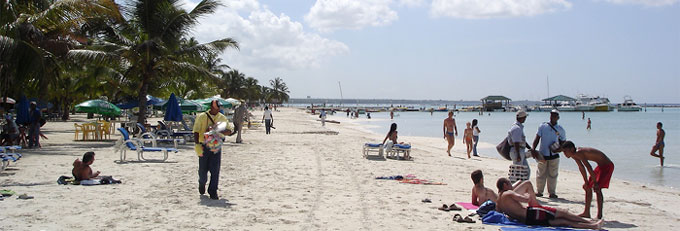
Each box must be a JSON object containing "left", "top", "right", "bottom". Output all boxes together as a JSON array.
[
  {"left": 72, "top": 152, "right": 100, "bottom": 181},
  {"left": 562, "top": 141, "right": 614, "bottom": 219},
  {"left": 650, "top": 122, "right": 665, "bottom": 166},
  {"left": 463, "top": 122, "right": 473, "bottom": 158},
  {"left": 470, "top": 170, "right": 497, "bottom": 206}
]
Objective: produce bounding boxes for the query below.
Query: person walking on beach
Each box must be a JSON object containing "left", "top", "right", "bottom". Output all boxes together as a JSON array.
[
  {"left": 650, "top": 122, "right": 665, "bottom": 166},
  {"left": 472, "top": 119, "right": 481, "bottom": 157},
  {"left": 443, "top": 111, "right": 458, "bottom": 156},
  {"left": 28, "top": 101, "right": 41, "bottom": 148},
  {"left": 586, "top": 118, "right": 591, "bottom": 130},
  {"left": 320, "top": 109, "right": 327, "bottom": 126},
  {"left": 263, "top": 106, "right": 274, "bottom": 134},
  {"left": 562, "top": 141, "right": 614, "bottom": 219},
  {"left": 390, "top": 110, "right": 394, "bottom": 120},
  {"left": 463, "top": 122, "right": 473, "bottom": 158},
  {"left": 509, "top": 111, "right": 531, "bottom": 178},
  {"left": 193, "top": 100, "right": 232, "bottom": 200},
  {"left": 233, "top": 103, "right": 247, "bottom": 143},
  {"left": 532, "top": 109, "right": 566, "bottom": 199},
  {"left": 582, "top": 111, "right": 585, "bottom": 120}
]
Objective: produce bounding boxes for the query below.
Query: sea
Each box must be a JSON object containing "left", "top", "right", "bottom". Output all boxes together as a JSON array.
[{"left": 326, "top": 107, "right": 679, "bottom": 189}]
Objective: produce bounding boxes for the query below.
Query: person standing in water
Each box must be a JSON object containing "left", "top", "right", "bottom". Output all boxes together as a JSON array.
[
  {"left": 443, "top": 111, "right": 458, "bottom": 156},
  {"left": 650, "top": 122, "right": 665, "bottom": 166},
  {"left": 586, "top": 118, "right": 591, "bottom": 131}
]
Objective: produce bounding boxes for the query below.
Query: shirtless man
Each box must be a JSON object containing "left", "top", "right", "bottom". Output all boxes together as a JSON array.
[
  {"left": 650, "top": 122, "right": 665, "bottom": 166},
  {"left": 443, "top": 111, "right": 458, "bottom": 156},
  {"left": 496, "top": 178, "right": 603, "bottom": 230},
  {"left": 471, "top": 170, "right": 536, "bottom": 206},
  {"left": 72, "top": 152, "right": 100, "bottom": 181},
  {"left": 562, "top": 141, "right": 614, "bottom": 219}
]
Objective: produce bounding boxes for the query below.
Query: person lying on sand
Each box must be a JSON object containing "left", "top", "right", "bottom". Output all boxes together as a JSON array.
[
  {"left": 495, "top": 178, "right": 603, "bottom": 230},
  {"left": 72, "top": 152, "right": 100, "bottom": 181},
  {"left": 471, "top": 170, "right": 536, "bottom": 205}
]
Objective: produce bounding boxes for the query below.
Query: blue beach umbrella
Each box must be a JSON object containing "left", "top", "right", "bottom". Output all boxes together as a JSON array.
[
  {"left": 164, "top": 93, "right": 183, "bottom": 122},
  {"left": 15, "top": 95, "right": 30, "bottom": 125}
]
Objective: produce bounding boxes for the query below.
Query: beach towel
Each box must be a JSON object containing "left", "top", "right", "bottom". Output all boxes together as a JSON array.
[
  {"left": 398, "top": 179, "right": 446, "bottom": 185},
  {"left": 57, "top": 176, "right": 121, "bottom": 185},
  {"left": 483, "top": 211, "right": 602, "bottom": 231},
  {"left": 456, "top": 202, "right": 479, "bottom": 210}
]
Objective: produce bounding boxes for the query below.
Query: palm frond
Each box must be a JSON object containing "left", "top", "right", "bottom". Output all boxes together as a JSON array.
[{"left": 67, "top": 49, "right": 121, "bottom": 67}]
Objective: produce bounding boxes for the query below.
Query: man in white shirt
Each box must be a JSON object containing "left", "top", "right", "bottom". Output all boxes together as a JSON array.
[
  {"left": 320, "top": 109, "right": 327, "bottom": 126},
  {"left": 508, "top": 111, "right": 531, "bottom": 178},
  {"left": 262, "top": 106, "right": 274, "bottom": 134},
  {"left": 531, "top": 109, "right": 566, "bottom": 199}
]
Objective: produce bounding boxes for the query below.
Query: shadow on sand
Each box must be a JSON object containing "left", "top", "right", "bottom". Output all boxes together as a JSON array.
[
  {"left": 364, "top": 155, "right": 386, "bottom": 161},
  {"left": 603, "top": 220, "right": 638, "bottom": 229},
  {"left": 200, "top": 195, "right": 236, "bottom": 208}
]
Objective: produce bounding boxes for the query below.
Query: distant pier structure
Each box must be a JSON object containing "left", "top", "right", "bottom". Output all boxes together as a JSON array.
[{"left": 481, "top": 95, "right": 511, "bottom": 112}]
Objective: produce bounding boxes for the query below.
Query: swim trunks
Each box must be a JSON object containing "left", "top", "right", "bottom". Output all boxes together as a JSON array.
[
  {"left": 655, "top": 141, "right": 665, "bottom": 149},
  {"left": 446, "top": 132, "right": 454, "bottom": 136},
  {"left": 589, "top": 162, "right": 614, "bottom": 189},
  {"left": 525, "top": 205, "right": 557, "bottom": 226}
]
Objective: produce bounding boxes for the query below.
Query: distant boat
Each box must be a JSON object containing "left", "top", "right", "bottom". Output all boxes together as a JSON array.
[
  {"left": 618, "top": 96, "right": 642, "bottom": 112},
  {"left": 575, "top": 94, "right": 610, "bottom": 112}
]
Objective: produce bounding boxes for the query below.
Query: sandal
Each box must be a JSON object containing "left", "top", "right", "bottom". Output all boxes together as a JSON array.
[
  {"left": 448, "top": 203, "right": 462, "bottom": 211},
  {"left": 462, "top": 216, "right": 476, "bottom": 223},
  {"left": 438, "top": 204, "right": 449, "bottom": 211},
  {"left": 453, "top": 214, "right": 463, "bottom": 221}
]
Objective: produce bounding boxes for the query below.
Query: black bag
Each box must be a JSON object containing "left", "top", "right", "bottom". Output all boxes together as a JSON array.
[{"left": 496, "top": 137, "right": 512, "bottom": 160}]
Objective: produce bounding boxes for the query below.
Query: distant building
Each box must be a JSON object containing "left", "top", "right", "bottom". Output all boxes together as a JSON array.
[{"left": 481, "top": 95, "right": 512, "bottom": 112}]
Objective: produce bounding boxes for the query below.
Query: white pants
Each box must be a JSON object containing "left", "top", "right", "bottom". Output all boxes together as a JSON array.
[{"left": 536, "top": 158, "right": 560, "bottom": 195}]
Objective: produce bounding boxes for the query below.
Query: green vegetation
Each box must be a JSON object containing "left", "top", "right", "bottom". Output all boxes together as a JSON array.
[{"left": 0, "top": 0, "right": 290, "bottom": 122}]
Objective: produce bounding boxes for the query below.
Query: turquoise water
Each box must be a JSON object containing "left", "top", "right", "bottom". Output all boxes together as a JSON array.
[{"left": 345, "top": 108, "right": 679, "bottom": 189}]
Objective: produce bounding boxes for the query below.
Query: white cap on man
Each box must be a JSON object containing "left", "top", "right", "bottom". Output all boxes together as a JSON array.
[
  {"left": 551, "top": 109, "right": 560, "bottom": 115},
  {"left": 516, "top": 111, "right": 528, "bottom": 118}
]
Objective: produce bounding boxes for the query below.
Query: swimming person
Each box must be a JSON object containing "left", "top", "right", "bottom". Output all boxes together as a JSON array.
[
  {"left": 650, "top": 122, "right": 665, "bottom": 166},
  {"left": 562, "top": 141, "right": 614, "bottom": 219},
  {"left": 443, "top": 111, "right": 458, "bottom": 156},
  {"left": 472, "top": 119, "right": 480, "bottom": 157}
]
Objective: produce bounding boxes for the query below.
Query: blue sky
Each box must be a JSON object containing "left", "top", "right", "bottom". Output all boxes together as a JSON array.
[{"left": 183, "top": 0, "right": 679, "bottom": 103}]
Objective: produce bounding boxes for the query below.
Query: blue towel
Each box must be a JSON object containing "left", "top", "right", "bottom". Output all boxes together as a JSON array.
[
  {"left": 365, "top": 143, "right": 382, "bottom": 148},
  {"left": 394, "top": 144, "right": 411, "bottom": 149},
  {"left": 484, "top": 211, "right": 602, "bottom": 231}
]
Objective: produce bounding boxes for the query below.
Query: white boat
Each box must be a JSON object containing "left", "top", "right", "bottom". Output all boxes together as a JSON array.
[
  {"left": 618, "top": 96, "right": 642, "bottom": 112},
  {"left": 575, "top": 94, "right": 610, "bottom": 112}
]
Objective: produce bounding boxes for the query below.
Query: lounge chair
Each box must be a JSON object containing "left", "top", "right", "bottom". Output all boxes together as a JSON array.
[
  {"left": 386, "top": 143, "right": 411, "bottom": 159},
  {"left": 135, "top": 123, "right": 183, "bottom": 148},
  {"left": 155, "top": 121, "right": 193, "bottom": 141},
  {"left": 363, "top": 143, "right": 383, "bottom": 157},
  {"left": 115, "top": 128, "right": 177, "bottom": 162},
  {"left": 0, "top": 146, "right": 22, "bottom": 159}
]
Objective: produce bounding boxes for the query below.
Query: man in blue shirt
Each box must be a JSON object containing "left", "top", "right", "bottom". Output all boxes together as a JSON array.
[{"left": 531, "top": 109, "right": 566, "bottom": 199}]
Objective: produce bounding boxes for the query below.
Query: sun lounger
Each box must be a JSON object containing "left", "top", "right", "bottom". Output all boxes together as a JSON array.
[
  {"left": 135, "top": 123, "right": 183, "bottom": 149},
  {"left": 363, "top": 143, "right": 384, "bottom": 157},
  {"left": 115, "top": 128, "right": 177, "bottom": 162},
  {"left": 0, "top": 146, "right": 22, "bottom": 159},
  {"left": 386, "top": 143, "right": 411, "bottom": 159},
  {"left": 155, "top": 121, "right": 193, "bottom": 141}
]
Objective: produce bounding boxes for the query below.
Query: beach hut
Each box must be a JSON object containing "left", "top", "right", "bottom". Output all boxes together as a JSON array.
[
  {"left": 481, "top": 95, "right": 511, "bottom": 112},
  {"left": 542, "top": 95, "right": 576, "bottom": 105}
]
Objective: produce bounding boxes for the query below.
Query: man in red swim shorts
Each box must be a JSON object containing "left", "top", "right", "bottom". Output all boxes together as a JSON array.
[{"left": 562, "top": 141, "right": 615, "bottom": 219}]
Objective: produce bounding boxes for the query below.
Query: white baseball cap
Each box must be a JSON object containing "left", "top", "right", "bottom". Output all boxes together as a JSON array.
[{"left": 516, "top": 111, "right": 528, "bottom": 118}]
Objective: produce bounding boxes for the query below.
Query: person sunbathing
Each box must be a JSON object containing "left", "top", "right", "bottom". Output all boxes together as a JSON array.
[
  {"left": 72, "top": 152, "right": 100, "bottom": 181},
  {"left": 471, "top": 170, "right": 536, "bottom": 205},
  {"left": 495, "top": 178, "right": 603, "bottom": 230}
]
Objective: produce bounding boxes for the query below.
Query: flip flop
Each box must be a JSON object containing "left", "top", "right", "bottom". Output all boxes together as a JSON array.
[
  {"left": 438, "top": 204, "right": 449, "bottom": 211},
  {"left": 462, "top": 216, "right": 476, "bottom": 223},
  {"left": 422, "top": 198, "right": 432, "bottom": 203},
  {"left": 453, "top": 214, "right": 463, "bottom": 221},
  {"left": 449, "top": 203, "right": 462, "bottom": 211},
  {"left": 17, "top": 194, "right": 34, "bottom": 200}
]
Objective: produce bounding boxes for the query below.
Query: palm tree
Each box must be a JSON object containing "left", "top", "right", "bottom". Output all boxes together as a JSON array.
[
  {"left": 243, "top": 77, "right": 261, "bottom": 103},
  {"left": 68, "top": 0, "right": 238, "bottom": 124},
  {"left": 0, "top": 0, "right": 122, "bottom": 103},
  {"left": 218, "top": 69, "right": 249, "bottom": 99},
  {"left": 268, "top": 77, "right": 290, "bottom": 104}
]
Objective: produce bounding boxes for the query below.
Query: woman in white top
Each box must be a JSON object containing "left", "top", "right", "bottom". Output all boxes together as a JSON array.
[
  {"left": 262, "top": 106, "right": 274, "bottom": 134},
  {"left": 472, "top": 119, "right": 481, "bottom": 157}
]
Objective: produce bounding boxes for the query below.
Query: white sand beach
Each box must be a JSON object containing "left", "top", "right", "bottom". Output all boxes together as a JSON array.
[{"left": 1, "top": 108, "right": 679, "bottom": 230}]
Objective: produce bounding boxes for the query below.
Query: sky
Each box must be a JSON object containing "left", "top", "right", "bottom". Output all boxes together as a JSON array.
[{"left": 180, "top": 0, "right": 680, "bottom": 103}]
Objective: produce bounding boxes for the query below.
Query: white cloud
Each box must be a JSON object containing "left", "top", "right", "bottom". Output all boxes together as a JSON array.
[
  {"left": 398, "top": 0, "right": 426, "bottom": 7},
  {"left": 304, "top": 0, "right": 399, "bottom": 32},
  {"left": 180, "top": 0, "right": 349, "bottom": 71},
  {"left": 601, "top": 0, "right": 679, "bottom": 6},
  {"left": 430, "top": 0, "right": 573, "bottom": 19}
]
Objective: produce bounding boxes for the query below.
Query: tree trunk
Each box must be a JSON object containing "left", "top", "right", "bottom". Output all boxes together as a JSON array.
[
  {"left": 137, "top": 78, "right": 149, "bottom": 125},
  {"left": 61, "top": 100, "right": 70, "bottom": 120}
]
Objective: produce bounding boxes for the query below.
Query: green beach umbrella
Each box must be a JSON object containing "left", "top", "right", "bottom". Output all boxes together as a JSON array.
[
  {"left": 179, "top": 99, "right": 207, "bottom": 113},
  {"left": 75, "top": 99, "right": 122, "bottom": 117},
  {"left": 200, "top": 97, "right": 234, "bottom": 109}
]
